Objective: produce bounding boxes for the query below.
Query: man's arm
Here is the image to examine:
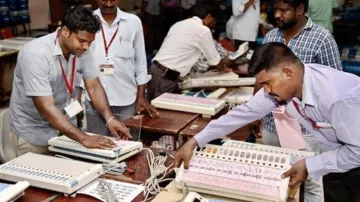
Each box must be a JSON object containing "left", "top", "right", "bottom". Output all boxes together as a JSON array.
[
  {"left": 133, "top": 16, "right": 158, "bottom": 117},
  {"left": 175, "top": 88, "right": 277, "bottom": 168},
  {"left": 84, "top": 77, "right": 113, "bottom": 122},
  {"left": 197, "top": 31, "right": 232, "bottom": 72},
  {"left": 194, "top": 88, "right": 277, "bottom": 147},
  {"left": 84, "top": 77, "right": 131, "bottom": 138},
  {"left": 33, "top": 96, "right": 86, "bottom": 143},
  {"left": 232, "top": 0, "right": 256, "bottom": 17},
  {"left": 305, "top": 98, "right": 360, "bottom": 179}
]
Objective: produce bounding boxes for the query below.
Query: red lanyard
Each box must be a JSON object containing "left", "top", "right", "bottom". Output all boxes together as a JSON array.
[
  {"left": 55, "top": 33, "right": 77, "bottom": 98},
  {"left": 292, "top": 100, "right": 319, "bottom": 129},
  {"left": 101, "top": 22, "right": 120, "bottom": 57}
]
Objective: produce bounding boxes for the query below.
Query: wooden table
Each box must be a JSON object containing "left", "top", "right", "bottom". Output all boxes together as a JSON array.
[
  {"left": 179, "top": 116, "right": 250, "bottom": 141},
  {"left": 0, "top": 50, "right": 18, "bottom": 58},
  {"left": 124, "top": 109, "right": 199, "bottom": 148},
  {"left": 179, "top": 106, "right": 250, "bottom": 142},
  {"left": 15, "top": 148, "right": 175, "bottom": 202}
]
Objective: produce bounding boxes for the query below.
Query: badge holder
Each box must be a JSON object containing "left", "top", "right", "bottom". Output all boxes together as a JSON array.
[
  {"left": 100, "top": 56, "right": 115, "bottom": 75},
  {"left": 64, "top": 98, "right": 83, "bottom": 118}
]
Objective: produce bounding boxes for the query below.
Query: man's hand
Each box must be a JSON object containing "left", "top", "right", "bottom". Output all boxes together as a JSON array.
[
  {"left": 221, "top": 66, "right": 233, "bottom": 73},
  {"left": 282, "top": 159, "right": 308, "bottom": 186},
  {"left": 222, "top": 56, "right": 235, "bottom": 66},
  {"left": 107, "top": 119, "right": 132, "bottom": 140},
  {"left": 248, "top": 120, "right": 262, "bottom": 138},
  {"left": 136, "top": 97, "right": 159, "bottom": 118},
  {"left": 174, "top": 138, "right": 198, "bottom": 169},
  {"left": 81, "top": 135, "right": 117, "bottom": 149}
]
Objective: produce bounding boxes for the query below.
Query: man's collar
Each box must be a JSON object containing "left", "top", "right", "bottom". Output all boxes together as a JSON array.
[
  {"left": 52, "top": 28, "right": 75, "bottom": 61},
  {"left": 95, "top": 8, "right": 127, "bottom": 26},
  {"left": 301, "top": 64, "right": 315, "bottom": 107},
  {"left": 192, "top": 16, "right": 203, "bottom": 24},
  {"left": 52, "top": 28, "right": 63, "bottom": 57},
  {"left": 303, "top": 17, "right": 314, "bottom": 31}
]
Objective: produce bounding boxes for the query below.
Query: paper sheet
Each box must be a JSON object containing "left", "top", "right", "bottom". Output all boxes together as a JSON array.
[{"left": 77, "top": 179, "right": 144, "bottom": 202}]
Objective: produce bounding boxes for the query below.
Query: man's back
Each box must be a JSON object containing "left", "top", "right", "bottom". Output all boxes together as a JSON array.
[
  {"left": 153, "top": 17, "right": 213, "bottom": 77},
  {"left": 308, "top": 0, "right": 338, "bottom": 33}
]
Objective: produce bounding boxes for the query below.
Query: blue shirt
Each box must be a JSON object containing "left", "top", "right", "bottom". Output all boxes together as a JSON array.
[
  {"left": 195, "top": 64, "right": 360, "bottom": 179},
  {"left": 262, "top": 17, "right": 342, "bottom": 134}
]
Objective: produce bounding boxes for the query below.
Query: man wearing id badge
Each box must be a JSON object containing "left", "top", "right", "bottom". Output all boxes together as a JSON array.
[
  {"left": 176, "top": 43, "right": 360, "bottom": 202},
  {"left": 83, "top": 0, "right": 158, "bottom": 140},
  {"left": 3, "top": 6, "right": 131, "bottom": 162}
]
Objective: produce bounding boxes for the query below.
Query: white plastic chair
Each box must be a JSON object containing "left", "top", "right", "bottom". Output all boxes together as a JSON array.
[{"left": 0, "top": 108, "right": 12, "bottom": 163}]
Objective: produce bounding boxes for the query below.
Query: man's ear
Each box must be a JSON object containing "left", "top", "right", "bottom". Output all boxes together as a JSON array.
[
  {"left": 61, "top": 26, "right": 71, "bottom": 38},
  {"left": 282, "top": 66, "right": 294, "bottom": 80},
  {"left": 204, "top": 14, "right": 212, "bottom": 23},
  {"left": 296, "top": 4, "right": 305, "bottom": 16}
]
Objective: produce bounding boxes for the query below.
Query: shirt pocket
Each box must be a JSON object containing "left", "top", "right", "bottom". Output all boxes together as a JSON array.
[
  {"left": 114, "top": 41, "right": 135, "bottom": 59},
  {"left": 292, "top": 47, "right": 316, "bottom": 63}
]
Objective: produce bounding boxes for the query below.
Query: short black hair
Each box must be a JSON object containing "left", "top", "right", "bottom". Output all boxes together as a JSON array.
[
  {"left": 192, "top": 0, "right": 221, "bottom": 19},
  {"left": 275, "top": 0, "right": 308, "bottom": 13},
  {"left": 248, "top": 42, "right": 300, "bottom": 76},
  {"left": 62, "top": 5, "right": 100, "bottom": 34}
]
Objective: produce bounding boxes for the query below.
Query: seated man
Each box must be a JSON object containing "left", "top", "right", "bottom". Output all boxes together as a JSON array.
[
  {"left": 147, "top": 1, "right": 233, "bottom": 101},
  {"left": 3, "top": 6, "right": 130, "bottom": 162}
]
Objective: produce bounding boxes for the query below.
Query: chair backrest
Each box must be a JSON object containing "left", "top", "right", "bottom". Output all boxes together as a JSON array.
[
  {"left": 0, "top": 28, "right": 14, "bottom": 39},
  {"left": 0, "top": 108, "right": 10, "bottom": 162}
]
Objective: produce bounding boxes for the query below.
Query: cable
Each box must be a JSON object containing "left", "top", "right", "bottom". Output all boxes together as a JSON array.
[{"left": 142, "top": 148, "right": 176, "bottom": 202}]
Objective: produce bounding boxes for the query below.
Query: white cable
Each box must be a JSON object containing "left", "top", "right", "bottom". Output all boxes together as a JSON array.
[{"left": 142, "top": 148, "right": 175, "bottom": 202}]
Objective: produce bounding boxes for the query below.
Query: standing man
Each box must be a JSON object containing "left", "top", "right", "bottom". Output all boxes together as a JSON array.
[
  {"left": 308, "top": 0, "right": 339, "bottom": 33},
  {"left": 85, "top": 0, "right": 158, "bottom": 140},
  {"left": 176, "top": 43, "right": 360, "bottom": 202},
  {"left": 147, "top": 1, "right": 233, "bottom": 101},
  {"left": 226, "top": 0, "right": 260, "bottom": 49},
  {"left": 4, "top": 6, "right": 130, "bottom": 162}
]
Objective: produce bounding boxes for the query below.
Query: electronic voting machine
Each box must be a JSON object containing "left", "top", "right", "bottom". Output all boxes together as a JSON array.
[
  {"left": 175, "top": 140, "right": 314, "bottom": 202},
  {"left": 48, "top": 133, "right": 143, "bottom": 164},
  {"left": 0, "top": 153, "right": 103, "bottom": 194},
  {"left": 151, "top": 93, "right": 226, "bottom": 117}
]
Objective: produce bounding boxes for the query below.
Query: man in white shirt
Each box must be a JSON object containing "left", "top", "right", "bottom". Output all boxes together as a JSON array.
[
  {"left": 85, "top": 0, "right": 158, "bottom": 140},
  {"left": 147, "top": 1, "right": 232, "bottom": 100},
  {"left": 226, "top": 0, "right": 260, "bottom": 49}
]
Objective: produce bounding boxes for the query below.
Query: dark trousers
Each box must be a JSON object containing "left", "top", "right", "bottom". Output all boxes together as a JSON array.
[
  {"left": 323, "top": 167, "right": 360, "bottom": 202},
  {"left": 147, "top": 63, "right": 180, "bottom": 101}
]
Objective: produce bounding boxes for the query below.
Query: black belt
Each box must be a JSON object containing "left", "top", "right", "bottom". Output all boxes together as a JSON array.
[{"left": 153, "top": 60, "right": 180, "bottom": 80}]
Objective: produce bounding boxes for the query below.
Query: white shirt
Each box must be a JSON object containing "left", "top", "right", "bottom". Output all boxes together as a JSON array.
[
  {"left": 226, "top": 0, "right": 260, "bottom": 42},
  {"left": 86, "top": 8, "right": 148, "bottom": 106},
  {"left": 146, "top": 0, "right": 162, "bottom": 15},
  {"left": 153, "top": 17, "right": 221, "bottom": 77}
]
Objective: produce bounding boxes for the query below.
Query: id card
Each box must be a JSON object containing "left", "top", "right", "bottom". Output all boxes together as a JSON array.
[
  {"left": 64, "top": 100, "right": 83, "bottom": 118},
  {"left": 100, "top": 56, "right": 115, "bottom": 75}
]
